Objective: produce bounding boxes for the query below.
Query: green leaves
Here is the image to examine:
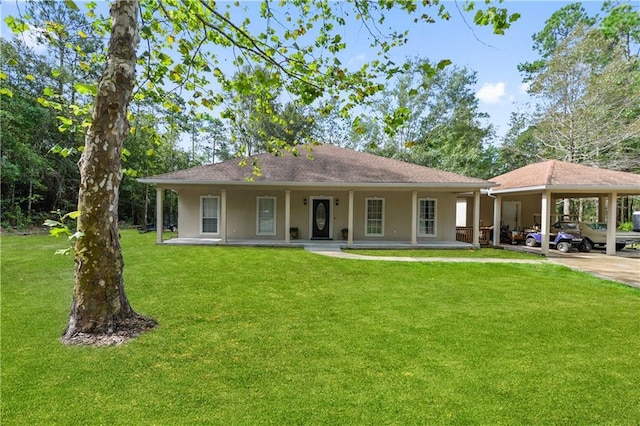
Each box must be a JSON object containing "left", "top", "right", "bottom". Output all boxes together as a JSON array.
[
  {"left": 4, "top": 15, "right": 29, "bottom": 34},
  {"left": 44, "top": 210, "right": 84, "bottom": 256},
  {"left": 0, "top": 87, "right": 14, "bottom": 98},
  {"left": 73, "top": 83, "right": 97, "bottom": 97},
  {"left": 465, "top": 1, "right": 521, "bottom": 35},
  {"left": 49, "top": 145, "right": 77, "bottom": 158},
  {"left": 64, "top": 0, "right": 79, "bottom": 12}
]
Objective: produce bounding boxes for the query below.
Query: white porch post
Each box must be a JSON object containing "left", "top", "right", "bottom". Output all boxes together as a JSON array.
[
  {"left": 606, "top": 192, "right": 617, "bottom": 255},
  {"left": 221, "top": 189, "right": 227, "bottom": 244},
  {"left": 285, "top": 190, "right": 291, "bottom": 243},
  {"left": 472, "top": 191, "right": 480, "bottom": 248},
  {"left": 411, "top": 191, "right": 417, "bottom": 245},
  {"left": 156, "top": 187, "right": 163, "bottom": 243},
  {"left": 541, "top": 191, "right": 551, "bottom": 255},
  {"left": 348, "top": 190, "right": 354, "bottom": 245},
  {"left": 492, "top": 194, "right": 502, "bottom": 247}
]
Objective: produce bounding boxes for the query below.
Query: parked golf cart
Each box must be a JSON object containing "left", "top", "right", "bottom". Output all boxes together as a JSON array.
[
  {"left": 545, "top": 217, "right": 638, "bottom": 251},
  {"left": 525, "top": 223, "right": 585, "bottom": 253}
]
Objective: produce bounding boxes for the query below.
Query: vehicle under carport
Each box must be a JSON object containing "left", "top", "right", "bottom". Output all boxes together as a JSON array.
[{"left": 482, "top": 160, "right": 640, "bottom": 256}]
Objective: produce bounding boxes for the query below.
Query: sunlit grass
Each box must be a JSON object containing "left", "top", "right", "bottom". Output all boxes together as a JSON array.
[
  {"left": 2, "top": 231, "right": 639, "bottom": 424},
  {"left": 346, "top": 247, "right": 543, "bottom": 259}
]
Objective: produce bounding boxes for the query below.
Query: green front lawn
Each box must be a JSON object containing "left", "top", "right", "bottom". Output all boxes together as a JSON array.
[
  {"left": 347, "top": 248, "right": 543, "bottom": 259},
  {"left": 2, "top": 231, "right": 639, "bottom": 424}
]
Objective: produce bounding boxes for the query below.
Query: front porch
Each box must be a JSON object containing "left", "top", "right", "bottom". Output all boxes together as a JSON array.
[{"left": 161, "top": 237, "right": 475, "bottom": 250}]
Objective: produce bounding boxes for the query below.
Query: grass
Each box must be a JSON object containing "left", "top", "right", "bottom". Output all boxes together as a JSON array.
[
  {"left": 346, "top": 248, "right": 543, "bottom": 259},
  {"left": 2, "top": 231, "right": 639, "bottom": 424}
]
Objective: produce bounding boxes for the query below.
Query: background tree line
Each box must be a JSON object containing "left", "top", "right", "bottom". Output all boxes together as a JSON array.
[{"left": 1, "top": 1, "right": 638, "bottom": 230}]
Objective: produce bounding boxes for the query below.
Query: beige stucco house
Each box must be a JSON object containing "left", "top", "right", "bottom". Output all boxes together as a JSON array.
[{"left": 139, "top": 144, "right": 495, "bottom": 247}]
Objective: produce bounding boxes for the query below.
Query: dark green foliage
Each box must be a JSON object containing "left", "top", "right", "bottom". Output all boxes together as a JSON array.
[
  {"left": 358, "top": 60, "right": 498, "bottom": 179},
  {"left": 518, "top": 2, "right": 597, "bottom": 79}
]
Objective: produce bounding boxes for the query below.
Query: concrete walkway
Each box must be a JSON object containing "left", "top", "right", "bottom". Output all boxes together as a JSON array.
[
  {"left": 306, "top": 247, "right": 640, "bottom": 289},
  {"left": 305, "top": 247, "right": 546, "bottom": 264}
]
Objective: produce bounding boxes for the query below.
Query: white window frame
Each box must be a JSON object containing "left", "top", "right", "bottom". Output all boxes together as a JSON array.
[
  {"left": 365, "top": 198, "right": 385, "bottom": 237},
  {"left": 200, "top": 195, "right": 220, "bottom": 235},
  {"left": 418, "top": 198, "right": 437, "bottom": 237},
  {"left": 256, "top": 196, "right": 277, "bottom": 236}
]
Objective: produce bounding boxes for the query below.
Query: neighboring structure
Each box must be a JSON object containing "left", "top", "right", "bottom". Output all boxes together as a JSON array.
[
  {"left": 474, "top": 160, "right": 640, "bottom": 255},
  {"left": 138, "top": 144, "right": 494, "bottom": 247}
]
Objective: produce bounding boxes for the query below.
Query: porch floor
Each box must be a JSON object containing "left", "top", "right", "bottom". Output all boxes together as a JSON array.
[{"left": 161, "top": 237, "right": 474, "bottom": 250}]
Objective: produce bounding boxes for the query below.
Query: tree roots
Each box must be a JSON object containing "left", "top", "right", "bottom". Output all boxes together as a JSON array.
[{"left": 60, "top": 315, "right": 157, "bottom": 347}]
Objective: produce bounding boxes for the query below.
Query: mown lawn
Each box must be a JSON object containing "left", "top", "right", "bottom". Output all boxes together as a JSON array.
[
  {"left": 2, "top": 231, "right": 639, "bottom": 424},
  {"left": 347, "top": 248, "right": 543, "bottom": 259}
]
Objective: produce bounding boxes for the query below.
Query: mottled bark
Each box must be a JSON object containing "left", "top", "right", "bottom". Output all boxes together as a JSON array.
[{"left": 62, "top": 0, "right": 156, "bottom": 346}]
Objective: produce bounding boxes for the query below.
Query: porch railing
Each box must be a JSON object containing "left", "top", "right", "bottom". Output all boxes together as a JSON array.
[{"left": 456, "top": 227, "right": 493, "bottom": 246}]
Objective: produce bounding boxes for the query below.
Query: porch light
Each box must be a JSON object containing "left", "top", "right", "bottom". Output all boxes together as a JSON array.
[
  {"left": 303, "top": 198, "right": 307, "bottom": 205},
  {"left": 336, "top": 198, "right": 340, "bottom": 206}
]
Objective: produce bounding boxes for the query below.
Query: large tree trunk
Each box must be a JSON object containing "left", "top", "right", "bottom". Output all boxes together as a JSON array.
[{"left": 62, "top": 0, "right": 156, "bottom": 346}]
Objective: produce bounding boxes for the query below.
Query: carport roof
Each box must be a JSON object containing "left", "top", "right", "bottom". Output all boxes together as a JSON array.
[
  {"left": 139, "top": 144, "right": 493, "bottom": 189},
  {"left": 489, "top": 160, "right": 640, "bottom": 195}
]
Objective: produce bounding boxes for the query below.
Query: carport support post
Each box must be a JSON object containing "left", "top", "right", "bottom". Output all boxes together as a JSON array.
[
  {"left": 541, "top": 191, "right": 551, "bottom": 255},
  {"left": 285, "top": 190, "right": 291, "bottom": 243},
  {"left": 606, "top": 192, "right": 617, "bottom": 255},
  {"left": 156, "top": 187, "right": 163, "bottom": 243},
  {"left": 492, "top": 194, "right": 501, "bottom": 247},
  {"left": 473, "top": 191, "right": 480, "bottom": 248}
]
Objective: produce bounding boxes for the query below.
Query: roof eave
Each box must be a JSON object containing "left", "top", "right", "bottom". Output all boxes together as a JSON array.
[
  {"left": 137, "top": 178, "right": 496, "bottom": 189},
  {"left": 490, "top": 184, "right": 640, "bottom": 194}
]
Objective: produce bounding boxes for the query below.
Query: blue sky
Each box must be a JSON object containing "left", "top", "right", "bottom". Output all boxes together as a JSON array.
[
  {"left": 1, "top": 1, "right": 607, "bottom": 141},
  {"left": 352, "top": 0, "right": 605, "bottom": 139}
]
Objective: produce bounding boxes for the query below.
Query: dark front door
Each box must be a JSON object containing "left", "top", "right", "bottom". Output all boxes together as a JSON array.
[{"left": 312, "top": 199, "right": 331, "bottom": 239}]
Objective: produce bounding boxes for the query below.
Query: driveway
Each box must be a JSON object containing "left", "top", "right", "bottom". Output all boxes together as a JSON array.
[{"left": 548, "top": 250, "right": 640, "bottom": 288}]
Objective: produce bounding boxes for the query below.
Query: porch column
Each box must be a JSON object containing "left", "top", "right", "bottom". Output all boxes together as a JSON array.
[
  {"left": 541, "top": 190, "right": 551, "bottom": 255},
  {"left": 348, "top": 190, "right": 354, "bottom": 245},
  {"left": 156, "top": 187, "right": 163, "bottom": 243},
  {"left": 221, "top": 189, "right": 227, "bottom": 244},
  {"left": 492, "top": 194, "right": 502, "bottom": 246},
  {"left": 472, "top": 191, "right": 480, "bottom": 248},
  {"left": 411, "top": 191, "right": 417, "bottom": 245},
  {"left": 606, "top": 192, "right": 617, "bottom": 256},
  {"left": 285, "top": 190, "right": 291, "bottom": 242}
]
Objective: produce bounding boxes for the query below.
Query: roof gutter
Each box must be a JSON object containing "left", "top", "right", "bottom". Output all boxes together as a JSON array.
[
  {"left": 490, "top": 184, "right": 640, "bottom": 194},
  {"left": 137, "top": 179, "right": 499, "bottom": 189}
]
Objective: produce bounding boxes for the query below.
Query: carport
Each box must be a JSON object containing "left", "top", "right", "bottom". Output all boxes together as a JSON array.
[{"left": 485, "top": 160, "right": 640, "bottom": 256}]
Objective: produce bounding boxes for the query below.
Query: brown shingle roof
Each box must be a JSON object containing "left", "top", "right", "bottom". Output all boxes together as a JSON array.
[
  {"left": 490, "top": 160, "right": 640, "bottom": 192},
  {"left": 140, "top": 144, "right": 490, "bottom": 187}
]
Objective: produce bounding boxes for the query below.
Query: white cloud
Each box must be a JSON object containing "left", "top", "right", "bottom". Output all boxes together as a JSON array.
[
  {"left": 15, "top": 28, "right": 48, "bottom": 55},
  {"left": 476, "top": 82, "right": 506, "bottom": 104},
  {"left": 348, "top": 53, "right": 366, "bottom": 65}
]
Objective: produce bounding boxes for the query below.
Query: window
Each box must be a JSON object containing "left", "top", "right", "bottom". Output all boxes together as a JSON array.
[
  {"left": 201, "top": 196, "right": 219, "bottom": 234},
  {"left": 257, "top": 197, "right": 276, "bottom": 235},
  {"left": 365, "top": 198, "right": 384, "bottom": 236},
  {"left": 418, "top": 198, "right": 436, "bottom": 236},
  {"left": 456, "top": 199, "right": 467, "bottom": 227}
]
